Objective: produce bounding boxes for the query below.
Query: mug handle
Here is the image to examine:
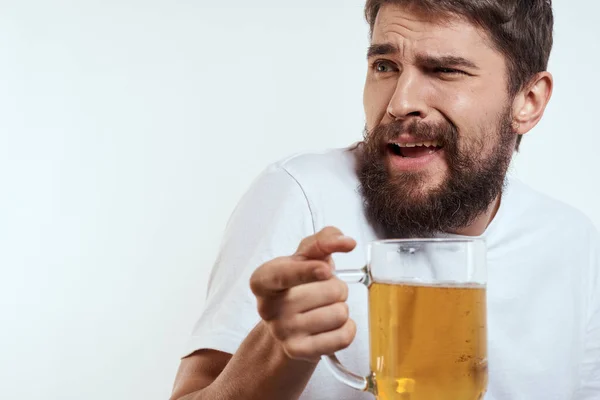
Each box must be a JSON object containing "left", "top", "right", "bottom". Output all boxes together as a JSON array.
[{"left": 320, "top": 266, "right": 377, "bottom": 394}]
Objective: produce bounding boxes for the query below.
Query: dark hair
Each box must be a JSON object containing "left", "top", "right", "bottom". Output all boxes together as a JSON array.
[{"left": 364, "top": 0, "right": 554, "bottom": 150}]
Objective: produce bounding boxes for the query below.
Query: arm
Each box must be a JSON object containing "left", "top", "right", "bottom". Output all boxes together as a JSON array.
[
  {"left": 171, "top": 166, "right": 356, "bottom": 399},
  {"left": 171, "top": 322, "right": 317, "bottom": 400},
  {"left": 171, "top": 229, "right": 357, "bottom": 400}
]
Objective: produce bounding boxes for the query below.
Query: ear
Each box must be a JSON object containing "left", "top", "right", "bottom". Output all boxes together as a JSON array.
[{"left": 511, "top": 72, "right": 553, "bottom": 135}]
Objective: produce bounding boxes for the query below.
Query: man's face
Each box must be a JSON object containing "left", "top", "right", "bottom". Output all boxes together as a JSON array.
[{"left": 359, "top": 4, "right": 518, "bottom": 238}]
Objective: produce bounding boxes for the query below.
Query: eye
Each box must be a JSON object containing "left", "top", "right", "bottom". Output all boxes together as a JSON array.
[
  {"left": 434, "top": 67, "right": 467, "bottom": 76},
  {"left": 373, "top": 60, "right": 398, "bottom": 73}
]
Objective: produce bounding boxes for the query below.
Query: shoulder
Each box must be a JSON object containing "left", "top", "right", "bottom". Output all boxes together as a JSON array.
[
  {"left": 263, "top": 144, "right": 367, "bottom": 238},
  {"left": 273, "top": 144, "right": 360, "bottom": 188},
  {"left": 240, "top": 145, "right": 359, "bottom": 212},
  {"left": 504, "top": 177, "right": 596, "bottom": 235}
]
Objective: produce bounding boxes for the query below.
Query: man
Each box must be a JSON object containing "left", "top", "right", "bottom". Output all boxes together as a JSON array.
[{"left": 171, "top": 1, "right": 600, "bottom": 399}]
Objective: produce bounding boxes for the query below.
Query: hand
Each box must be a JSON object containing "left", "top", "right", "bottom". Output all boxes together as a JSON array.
[{"left": 250, "top": 227, "right": 357, "bottom": 362}]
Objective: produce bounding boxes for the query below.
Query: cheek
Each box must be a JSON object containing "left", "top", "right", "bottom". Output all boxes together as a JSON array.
[
  {"left": 436, "top": 89, "right": 498, "bottom": 142},
  {"left": 435, "top": 79, "right": 509, "bottom": 128},
  {"left": 435, "top": 88, "right": 478, "bottom": 121},
  {"left": 363, "top": 79, "right": 395, "bottom": 130}
]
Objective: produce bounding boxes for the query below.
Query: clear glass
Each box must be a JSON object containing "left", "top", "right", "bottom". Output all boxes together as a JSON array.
[{"left": 322, "top": 238, "right": 488, "bottom": 400}]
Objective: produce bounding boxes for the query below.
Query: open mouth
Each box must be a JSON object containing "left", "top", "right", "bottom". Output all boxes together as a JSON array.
[{"left": 388, "top": 140, "right": 444, "bottom": 158}]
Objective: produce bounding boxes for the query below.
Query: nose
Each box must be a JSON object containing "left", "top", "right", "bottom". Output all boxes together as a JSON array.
[{"left": 386, "top": 69, "right": 429, "bottom": 121}]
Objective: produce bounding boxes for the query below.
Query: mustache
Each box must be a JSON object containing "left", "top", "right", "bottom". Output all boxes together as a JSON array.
[{"left": 366, "top": 119, "right": 458, "bottom": 145}]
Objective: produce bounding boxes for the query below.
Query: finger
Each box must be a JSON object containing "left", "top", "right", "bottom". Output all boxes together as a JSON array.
[
  {"left": 295, "top": 226, "right": 356, "bottom": 260},
  {"left": 257, "top": 278, "right": 348, "bottom": 321},
  {"left": 294, "top": 302, "right": 350, "bottom": 336},
  {"left": 270, "top": 302, "right": 349, "bottom": 341},
  {"left": 282, "top": 278, "right": 349, "bottom": 314},
  {"left": 283, "top": 319, "right": 357, "bottom": 361},
  {"left": 250, "top": 258, "right": 332, "bottom": 298}
]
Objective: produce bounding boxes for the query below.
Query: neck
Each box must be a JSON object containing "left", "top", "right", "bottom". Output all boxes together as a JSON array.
[{"left": 453, "top": 195, "right": 501, "bottom": 237}]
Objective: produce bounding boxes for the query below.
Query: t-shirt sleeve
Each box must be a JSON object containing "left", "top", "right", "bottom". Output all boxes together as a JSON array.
[
  {"left": 182, "top": 163, "right": 315, "bottom": 358},
  {"left": 576, "top": 226, "right": 600, "bottom": 398}
]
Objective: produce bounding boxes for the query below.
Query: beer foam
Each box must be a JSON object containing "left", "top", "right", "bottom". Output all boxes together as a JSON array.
[{"left": 374, "top": 279, "right": 486, "bottom": 289}]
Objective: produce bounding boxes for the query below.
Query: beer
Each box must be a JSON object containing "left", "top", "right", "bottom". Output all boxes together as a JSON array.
[{"left": 368, "top": 282, "right": 487, "bottom": 400}]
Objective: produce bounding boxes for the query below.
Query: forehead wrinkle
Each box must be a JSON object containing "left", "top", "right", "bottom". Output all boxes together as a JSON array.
[
  {"left": 375, "top": 5, "right": 492, "bottom": 49},
  {"left": 375, "top": 26, "right": 426, "bottom": 61},
  {"left": 377, "top": 22, "right": 495, "bottom": 65},
  {"left": 377, "top": 31, "right": 442, "bottom": 62},
  {"left": 382, "top": 21, "right": 426, "bottom": 35},
  {"left": 375, "top": 19, "right": 460, "bottom": 62}
]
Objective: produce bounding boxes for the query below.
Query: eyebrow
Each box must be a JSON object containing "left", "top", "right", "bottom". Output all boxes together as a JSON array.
[
  {"left": 367, "top": 43, "right": 400, "bottom": 58},
  {"left": 367, "top": 42, "right": 480, "bottom": 70},
  {"left": 415, "top": 54, "right": 480, "bottom": 71}
]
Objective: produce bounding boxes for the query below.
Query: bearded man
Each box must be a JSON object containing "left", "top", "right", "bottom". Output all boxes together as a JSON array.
[{"left": 171, "top": 1, "right": 600, "bottom": 399}]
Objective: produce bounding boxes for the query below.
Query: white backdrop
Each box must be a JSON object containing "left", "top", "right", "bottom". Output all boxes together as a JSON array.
[{"left": 1, "top": 1, "right": 598, "bottom": 399}]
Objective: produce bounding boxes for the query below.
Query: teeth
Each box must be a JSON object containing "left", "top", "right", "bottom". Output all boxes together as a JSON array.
[{"left": 393, "top": 140, "right": 441, "bottom": 148}]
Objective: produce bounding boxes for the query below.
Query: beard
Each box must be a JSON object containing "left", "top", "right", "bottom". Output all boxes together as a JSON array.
[{"left": 357, "top": 109, "right": 516, "bottom": 239}]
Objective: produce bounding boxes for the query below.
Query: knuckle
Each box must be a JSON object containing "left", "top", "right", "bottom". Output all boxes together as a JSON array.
[
  {"left": 271, "top": 256, "right": 289, "bottom": 266},
  {"left": 249, "top": 270, "right": 263, "bottom": 294},
  {"left": 329, "top": 280, "right": 348, "bottom": 302},
  {"left": 286, "top": 314, "right": 310, "bottom": 333},
  {"left": 271, "top": 274, "right": 285, "bottom": 290},
  {"left": 250, "top": 267, "right": 274, "bottom": 294},
  {"left": 296, "top": 236, "right": 314, "bottom": 254},
  {"left": 337, "top": 281, "right": 349, "bottom": 301},
  {"left": 298, "top": 235, "right": 312, "bottom": 246},
  {"left": 334, "top": 302, "right": 350, "bottom": 322},
  {"left": 269, "top": 257, "right": 292, "bottom": 284},
  {"left": 257, "top": 296, "right": 283, "bottom": 321},
  {"left": 321, "top": 226, "right": 342, "bottom": 236},
  {"left": 313, "top": 238, "right": 329, "bottom": 256},
  {"left": 274, "top": 277, "right": 293, "bottom": 292},
  {"left": 256, "top": 301, "right": 271, "bottom": 320},
  {"left": 309, "top": 261, "right": 329, "bottom": 280},
  {"left": 339, "top": 320, "right": 356, "bottom": 348},
  {"left": 301, "top": 262, "right": 320, "bottom": 282}
]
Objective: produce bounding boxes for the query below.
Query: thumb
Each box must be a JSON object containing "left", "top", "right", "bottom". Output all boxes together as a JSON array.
[{"left": 295, "top": 226, "right": 356, "bottom": 260}]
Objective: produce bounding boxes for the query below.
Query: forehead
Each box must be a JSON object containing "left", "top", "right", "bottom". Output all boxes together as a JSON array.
[{"left": 372, "top": 4, "right": 500, "bottom": 61}]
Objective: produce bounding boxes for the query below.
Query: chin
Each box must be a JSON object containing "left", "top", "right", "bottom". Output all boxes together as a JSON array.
[{"left": 388, "top": 168, "right": 447, "bottom": 194}]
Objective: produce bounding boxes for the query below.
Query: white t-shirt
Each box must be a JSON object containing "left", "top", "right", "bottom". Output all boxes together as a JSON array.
[{"left": 185, "top": 146, "right": 600, "bottom": 400}]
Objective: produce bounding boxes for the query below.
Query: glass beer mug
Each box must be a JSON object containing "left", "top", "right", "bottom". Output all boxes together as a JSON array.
[{"left": 322, "top": 238, "right": 488, "bottom": 400}]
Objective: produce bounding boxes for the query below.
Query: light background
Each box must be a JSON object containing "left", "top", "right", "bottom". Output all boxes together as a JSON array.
[{"left": 1, "top": 1, "right": 598, "bottom": 399}]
